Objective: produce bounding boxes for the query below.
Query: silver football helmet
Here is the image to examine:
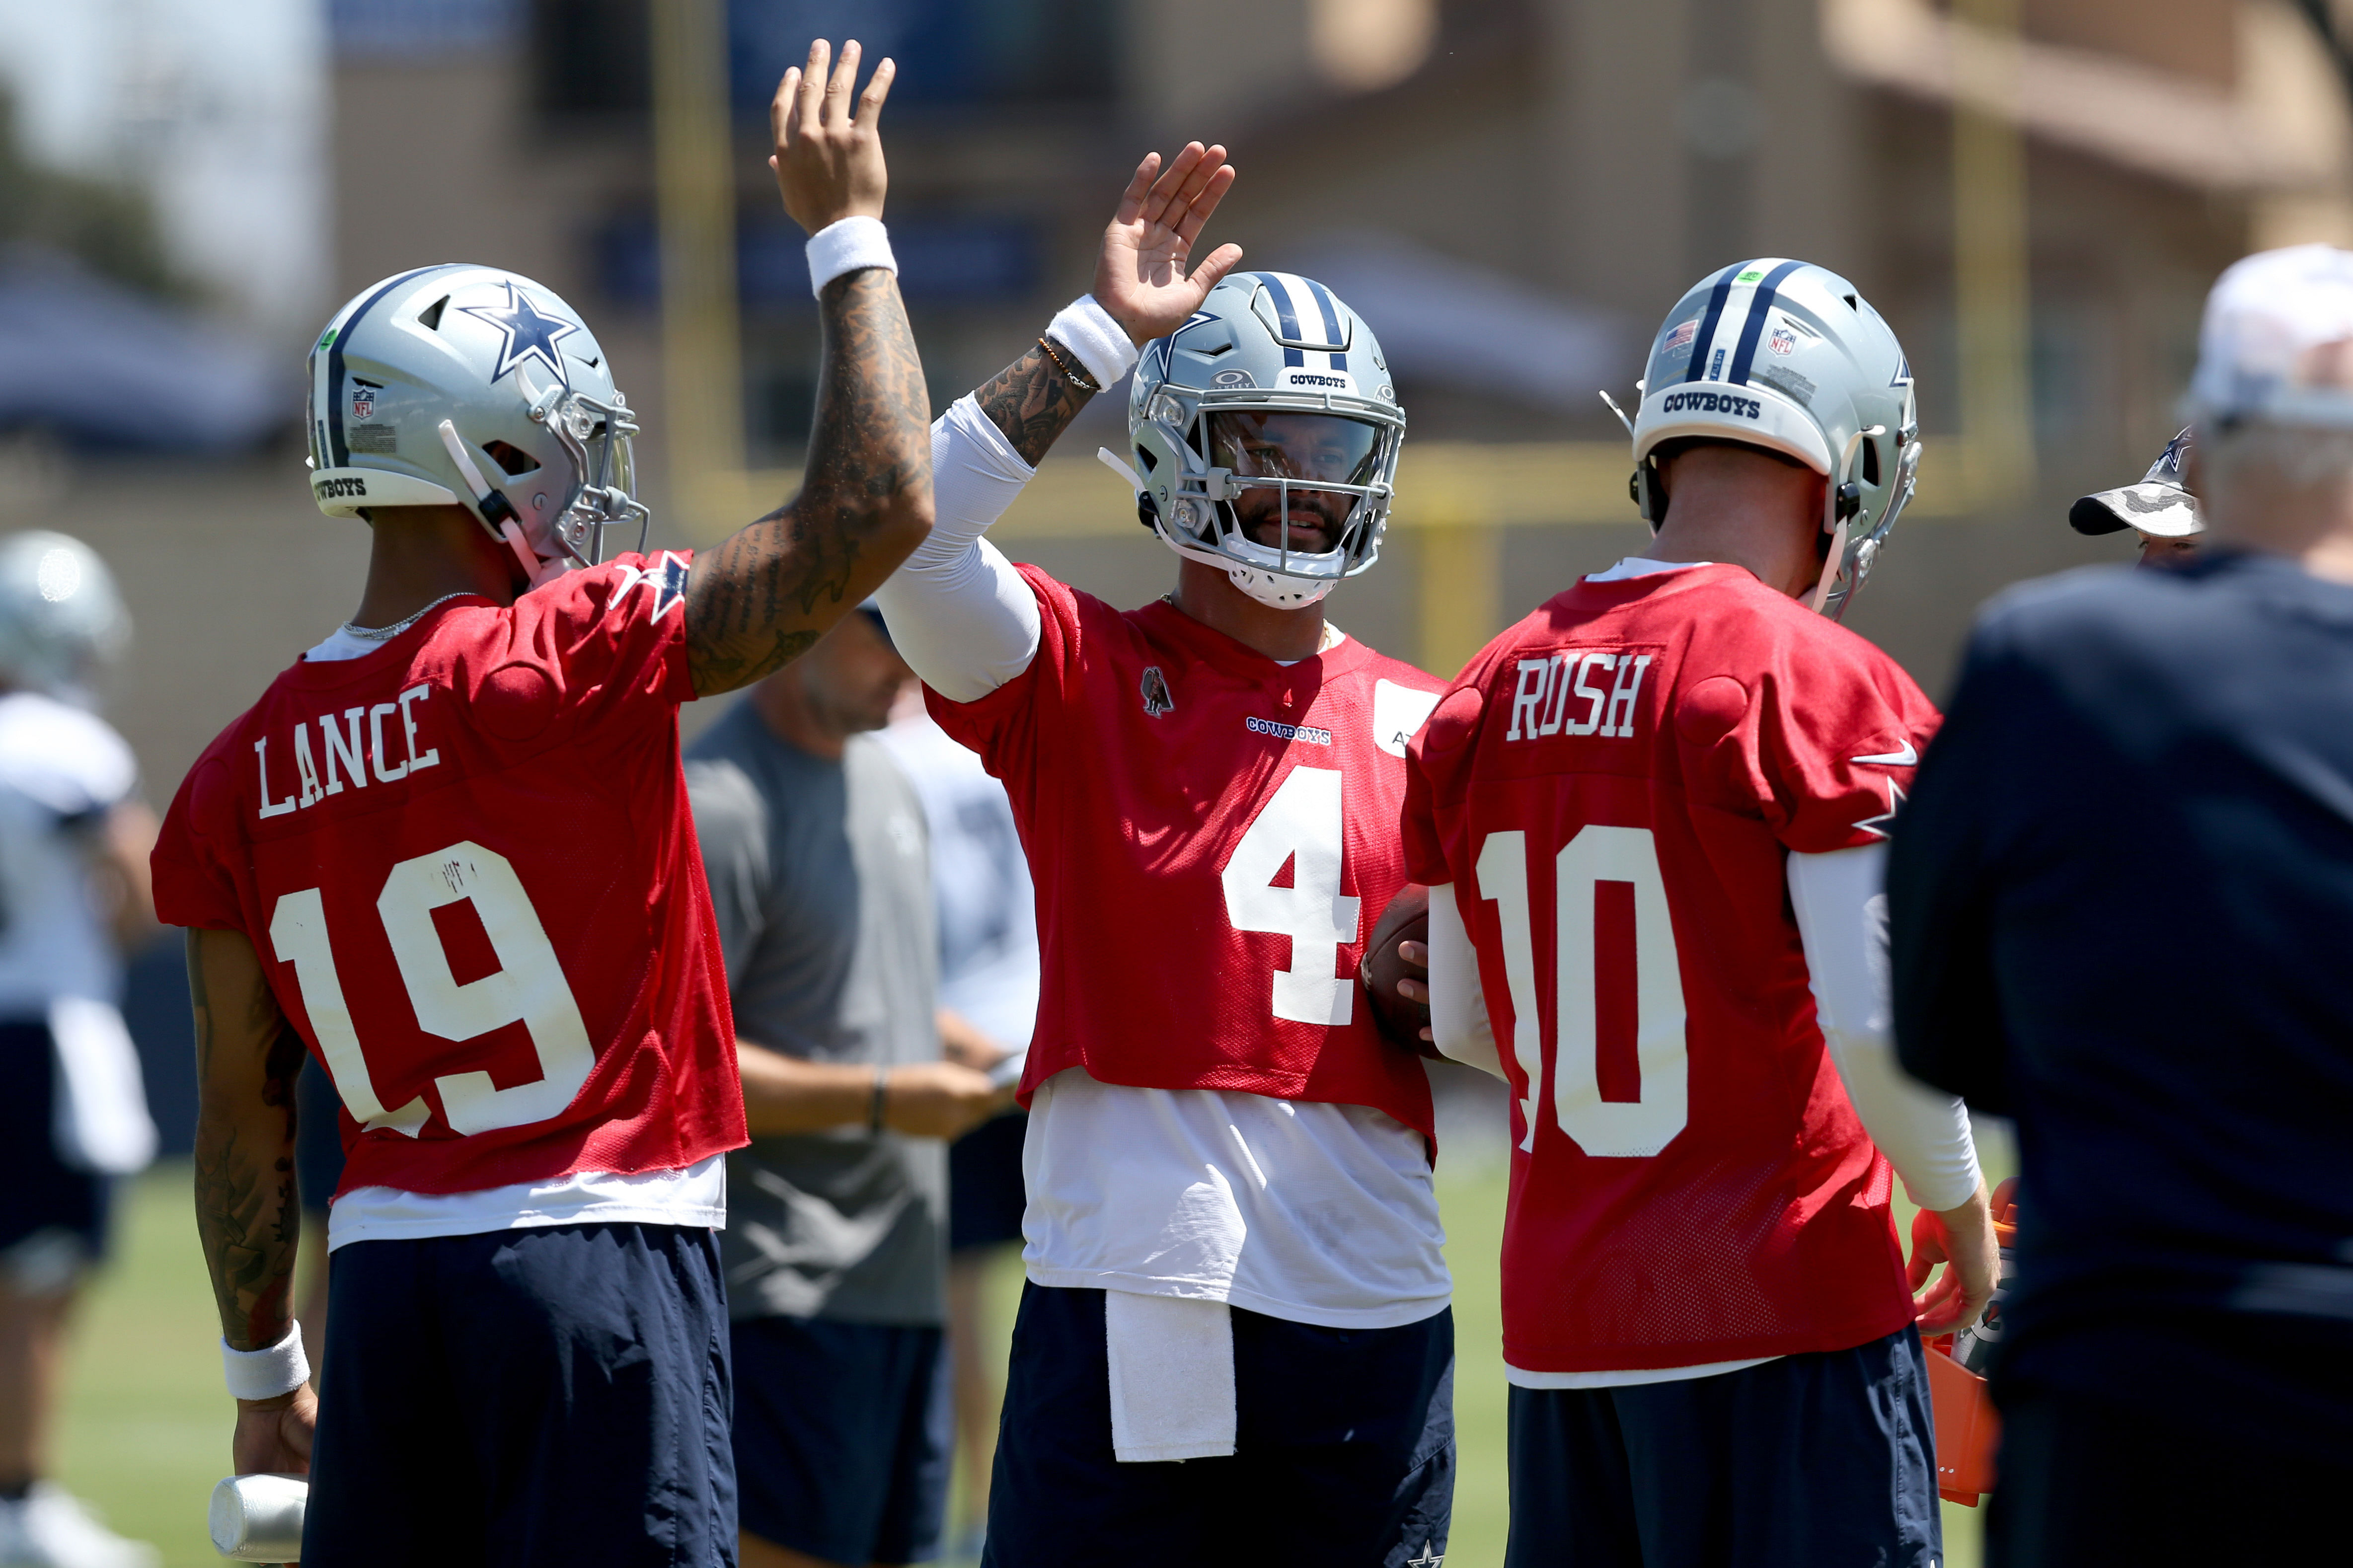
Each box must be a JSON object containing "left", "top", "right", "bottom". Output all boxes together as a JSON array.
[
  {"left": 0, "top": 532, "right": 130, "bottom": 700},
  {"left": 1115, "top": 271, "right": 1405, "bottom": 608},
  {"left": 305, "top": 265, "right": 648, "bottom": 579},
  {"left": 1619, "top": 259, "right": 1920, "bottom": 619}
]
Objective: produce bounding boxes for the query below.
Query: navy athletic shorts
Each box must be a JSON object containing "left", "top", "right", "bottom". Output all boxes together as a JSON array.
[
  {"left": 982, "top": 1284, "right": 1454, "bottom": 1568},
  {"left": 947, "top": 1109, "right": 1027, "bottom": 1253},
  {"left": 731, "top": 1315, "right": 949, "bottom": 1565},
  {"left": 0, "top": 1018, "right": 110, "bottom": 1272},
  {"left": 305, "top": 1222, "right": 735, "bottom": 1568},
  {"left": 1504, "top": 1324, "right": 1940, "bottom": 1568}
]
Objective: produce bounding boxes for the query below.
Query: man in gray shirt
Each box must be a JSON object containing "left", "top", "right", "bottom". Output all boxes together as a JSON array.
[{"left": 686, "top": 606, "right": 1006, "bottom": 1568}]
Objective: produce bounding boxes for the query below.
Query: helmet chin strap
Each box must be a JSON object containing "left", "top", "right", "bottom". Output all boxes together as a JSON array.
[{"left": 1807, "top": 519, "right": 1849, "bottom": 615}]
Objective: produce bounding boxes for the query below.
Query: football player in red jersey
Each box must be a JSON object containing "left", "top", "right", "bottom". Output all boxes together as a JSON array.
[
  {"left": 872, "top": 151, "right": 1455, "bottom": 1566},
  {"left": 1401, "top": 260, "right": 2001, "bottom": 1568},
  {"left": 150, "top": 42, "right": 931, "bottom": 1568}
]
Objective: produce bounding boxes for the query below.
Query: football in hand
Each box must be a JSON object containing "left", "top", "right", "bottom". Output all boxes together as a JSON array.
[{"left": 1361, "top": 883, "right": 1431, "bottom": 1047}]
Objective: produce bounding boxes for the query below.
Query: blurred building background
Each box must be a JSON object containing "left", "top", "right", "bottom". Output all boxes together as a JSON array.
[{"left": 3, "top": 0, "right": 2352, "bottom": 1143}]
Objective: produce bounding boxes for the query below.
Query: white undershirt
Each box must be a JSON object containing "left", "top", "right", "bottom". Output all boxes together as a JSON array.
[
  {"left": 875, "top": 397, "right": 1451, "bottom": 1327},
  {"left": 297, "top": 625, "right": 729, "bottom": 1248}
]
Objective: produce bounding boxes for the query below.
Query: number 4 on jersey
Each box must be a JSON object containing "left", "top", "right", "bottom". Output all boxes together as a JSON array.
[
  {"left": 1476, "top": 825, "right": 1688, "bottom": 1158},
  {"left": 1222, "top": 766, "right": 1362, "bottom": 1026}
]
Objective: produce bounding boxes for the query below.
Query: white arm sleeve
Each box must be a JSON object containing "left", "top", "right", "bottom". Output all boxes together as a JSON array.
[
  {"left": 1787, "top": 844, "right": 1982, "bottom": 1211},
  {"left": 871, "top": 395, "right": 1045, "bottom": 702},
  {"left": 1427, "top": 883, "right": 1506, "bottom": 1080}
]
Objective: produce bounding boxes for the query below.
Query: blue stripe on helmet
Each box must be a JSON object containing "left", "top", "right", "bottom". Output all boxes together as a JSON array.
[
  {"left": 325, "top": 264, "right": 447, "bottom": 467},
  {"left": 1301, "top": 276, "right": 1349, "bottom": 369},
  {"left": 1680, "top": 263, "right": 1745, "bottom": 385},
  {"left": 1727, "top": 260, "right": 1806, "bottom": 388}
]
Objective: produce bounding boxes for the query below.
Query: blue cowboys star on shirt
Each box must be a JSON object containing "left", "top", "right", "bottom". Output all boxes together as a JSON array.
[
  {"left": 460, "top": 281, "right": 580, "bottom": 385},
  {"left": 1857, "top": 779, "right": 1906, "bottom": 840},
  {"left": 618, "top": 551, "right": 691, "bottom": 618}
]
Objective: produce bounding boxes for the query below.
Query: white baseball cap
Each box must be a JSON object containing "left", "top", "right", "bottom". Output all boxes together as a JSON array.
[
  {"left": 2069, "top": 428, "right": 2204, "bottom": 538},
  {"left": 2186, "top": 244, "right": 2353, "bottom": 429}
]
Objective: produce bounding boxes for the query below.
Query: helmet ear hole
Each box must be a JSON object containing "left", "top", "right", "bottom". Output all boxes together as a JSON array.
[{"left": 483, "top": 440, "right": 541, "bottom": 477}]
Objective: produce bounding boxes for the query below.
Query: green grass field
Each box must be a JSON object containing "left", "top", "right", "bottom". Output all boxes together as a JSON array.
[{"left": 59, "top": 1161, "right": 1991, "bottom": 1567}]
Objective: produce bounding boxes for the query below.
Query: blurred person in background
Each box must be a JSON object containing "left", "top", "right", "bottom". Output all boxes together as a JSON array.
[
  {"left": 687, "top": 603, "right": 1008, "bottom": 1568},
  {"left": 0, "top": 532, "right": 161, "bottom": 1568},
  {"left": 2066, "top": 428, "right": 2205, "bottom": 567},
  {"left": 1892, "top": 243, "right": 2353, "bottom": 1566},
  {"left": 874, "top": 689, "right": 1042, "bottom": 1560},
  {"left": 877, "top": 147, "right": 1457, "bottom": 1568}
]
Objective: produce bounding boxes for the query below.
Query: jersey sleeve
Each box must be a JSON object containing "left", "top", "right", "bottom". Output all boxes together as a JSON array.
[
  {"left": 480, "top": 551, "right": 698, "bottom": 735},
  {"left": 1680, "top": 623, "right": 1941, "bottom": 855},
  {"left": 152, "top": 748, "right": 245, "bottom": 931},
  {"left": 922, "top": 563, "right": 1077, "bottom": 794},
  {"left": 1402, "top": 668, "right": 1498, "bottom": 889}
]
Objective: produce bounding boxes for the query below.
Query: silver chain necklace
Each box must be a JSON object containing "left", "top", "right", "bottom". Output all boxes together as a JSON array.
[{"left": 340, "top": 592, "right": 473, "bottom": 643}]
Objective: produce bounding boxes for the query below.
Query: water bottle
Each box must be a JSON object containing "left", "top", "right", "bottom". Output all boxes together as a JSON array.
[
  {"left": 1950, "top": 1178, "right": 2019, "bottom": 1374},
  {"left": 209, "top": 1474, "right": 306, "bottom": 1563}
]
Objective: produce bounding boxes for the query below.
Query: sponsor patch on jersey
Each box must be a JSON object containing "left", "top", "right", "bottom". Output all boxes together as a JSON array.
[
  {"left": 1766, "top": 324, "right": 1797, "bottom": 357},
  {"left": 1280, "top": 368, "right": 1358, "bottom": 394},
  {"left": 1372, "top": 678, "right": 1442, "bottom": 758},
  {"left": 1246, "top": 714, "right": 1332, "bottom": 746},
  {"left": 1139, "top": 665, "right": 1175, "bottom": 717},
  {"left": 1659, "top": 389, "right": 1762, "bottom": 420}
]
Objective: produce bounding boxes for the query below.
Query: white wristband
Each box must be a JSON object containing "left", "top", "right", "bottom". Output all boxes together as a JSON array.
[
  {"left": 222, "top": 1322, "right": 309, "bottom": 1401},
  {"left": 806, "top": 216, "right": 896, "bottom": 298},
  {"left": 1046, "top": 295, "right": 1140, "bottom": 389}
]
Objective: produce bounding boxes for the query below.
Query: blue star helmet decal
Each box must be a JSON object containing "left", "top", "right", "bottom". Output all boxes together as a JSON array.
[{"left": 460, "top": 281, "right": 580, "bottom": 386}]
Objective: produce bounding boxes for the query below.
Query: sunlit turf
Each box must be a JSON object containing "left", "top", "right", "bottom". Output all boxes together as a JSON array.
[{"left": 67, "top": 1149, "right": 2008, "bottom": 1568}]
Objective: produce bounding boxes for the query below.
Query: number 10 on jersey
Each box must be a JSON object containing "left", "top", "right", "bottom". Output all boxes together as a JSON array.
[{"left": 1475, "top": 825, "right": 1688, "bottom": 1159}]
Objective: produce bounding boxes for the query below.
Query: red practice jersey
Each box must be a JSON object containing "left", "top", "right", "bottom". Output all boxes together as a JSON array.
[
  {"left": 153, "top": 553, "right": 747, "bottom": 1199},
  {"left": 1403, "top": 563, "right": 1939, "bottom": 1372},
  {"left": 930, "top": 566, "right": 1445, "bottom": 1143}
]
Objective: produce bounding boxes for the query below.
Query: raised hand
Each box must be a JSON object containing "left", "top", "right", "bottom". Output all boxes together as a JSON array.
[
  {"left": 1095, "top": 143, "right": 1245, "bottom": 346},
  {"left": 770, "top": 39, "right": 894, "bottom": 236}
]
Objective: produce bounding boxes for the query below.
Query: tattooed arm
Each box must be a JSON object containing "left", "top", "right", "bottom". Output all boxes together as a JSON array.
[
  {"left": 683, "top": 40, "right": 933, "bottom": 697},
  {"left": 188, "top": 925, "right": 317, "bottom": 1475}
]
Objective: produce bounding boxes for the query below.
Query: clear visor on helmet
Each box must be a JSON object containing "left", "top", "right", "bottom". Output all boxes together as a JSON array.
[{"left": 1201, "top": 411, "right": 1384, "bottom": 567}]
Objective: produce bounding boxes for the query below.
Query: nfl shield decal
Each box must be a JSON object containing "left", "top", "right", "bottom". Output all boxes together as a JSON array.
[{"left": 350, "top": 383, "right": 378, "bottom": 419}]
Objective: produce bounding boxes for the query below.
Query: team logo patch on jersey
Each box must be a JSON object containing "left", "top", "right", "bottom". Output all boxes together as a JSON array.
[
  {"left": 615, "top": 550, "right": 690, "bottom": 618},
  {"left": 1857, "top": 780, "right": 1905, "bottom": 840},
  {"left": 1246, "top": 714, "right": 1332, "bottom": 746},
  {"left": 1139, "top": 665, "right": 1174, "bottom": 717}
]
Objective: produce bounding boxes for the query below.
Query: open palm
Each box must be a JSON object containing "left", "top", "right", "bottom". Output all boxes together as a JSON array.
[{"left": 1095, "top": 143, "right": 1245, "bottom": 347}]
